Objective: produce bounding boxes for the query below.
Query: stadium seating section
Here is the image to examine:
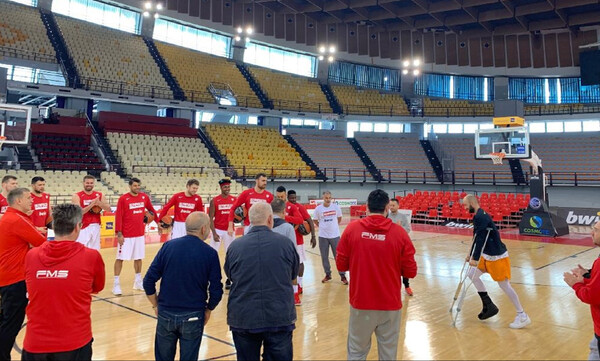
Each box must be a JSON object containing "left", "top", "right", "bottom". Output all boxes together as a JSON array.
[
  {"left": 249, "top": 67, "right": 331, "bottom": 113},
  {"left": 424, "top": 98, "right": 494, "bottom": 117},
  {"left": 330, "top": 84, "right": 409, "bottom": 116},
  {"left": 355, "top": 134, "right": 436, "bottom": 180},
  {"left": 0, "top": 1, "right": 55, "bottom": 62},
  {"left": 436, "top": 135, "right": 513, "bottom": 183},
  {"left": 155, "top": 41, "right": 261, "bottom": 107},
  {"left": 55, "top": 16, "right": 169, "bottom": 97},
  {"left": 288, "top": 132, "right": 365, "bottom": 177},
  {"left": 97, "top": 111, "right": 197, "bottom": 137},
  {"left": 130, "top": 173, "right": 244, "bottom": 200},
  {"left": 525, "top": 103, "right": 586, "bottom": 115},
  {"left": 397, "top": 190, "right": 529, "bottom": 228},
  {"left": 204, "top": 124, "right": 314, "bottom": 178}
]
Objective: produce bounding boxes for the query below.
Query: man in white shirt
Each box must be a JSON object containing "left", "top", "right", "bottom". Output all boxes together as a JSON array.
[{"left": 313, "top": 191, "right": 347, "bottom": 285}]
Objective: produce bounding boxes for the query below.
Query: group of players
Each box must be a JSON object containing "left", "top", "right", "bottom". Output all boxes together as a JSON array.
[{"left": 1, "top": 172, "right": 329, "bottom": 304}]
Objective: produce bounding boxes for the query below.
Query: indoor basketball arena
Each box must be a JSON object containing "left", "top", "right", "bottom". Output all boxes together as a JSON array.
[{"left": 0, "top": 0, "right": 600, "bottom": 359}]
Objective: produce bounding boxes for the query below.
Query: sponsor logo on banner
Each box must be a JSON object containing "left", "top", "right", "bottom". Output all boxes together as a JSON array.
[
  {"left": 106, "top": 222, "right": 114, "bottom": 230},
  {"left": 529, "top": 216, "right": 543, "bottom": 228},
  {"left": 310, "top": 199, "right": 358, "bottom": 208},
  {"left": 361, "top": 232, "right": 386, "bottom": 241},
  {"left": 529, "top": 197, "right": 542, "bottom": 210},
  {"left": 554, "top": 207, "right": 600, "bottom": 226},
  {"left": 522, "top": 216, "right": 552, "bottom": 236},
  {"left": 36, "top": 270, "right": 69, "bottom": 279},
  {"left": 442, "top": 221, "right": 474, "bottom": 229}
]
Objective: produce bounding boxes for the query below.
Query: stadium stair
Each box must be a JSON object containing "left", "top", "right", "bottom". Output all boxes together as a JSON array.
[
  {"left": 508, "top": 159, "right": 527, "bottom": 185},
  {"left": 420, "top": 140, "right": 444, "bottom": 182},
  {"left": 143, "top": 37, "right": 185, "bottom": 101},
  {"left": 89, "top": 120, "right": 125, "bottom": 177},
  {"left": 347, "top": 138, "right": 383, "bottom": 182},
  {"left": 320, "top": 84, "right": 343, "bottom": 114},
  {"left": 283, "top": 135, "right": 326, "bottom": 180},
  {"left": 39, "top": 9, "right": 80, "bottom": 87},
  {"left": 197, "top": 127, "right": 230, "bottom": 170},
  {"left": 15, "top": 145, "right": 37, "bottom": 170},
  {"left": 236, "top": 64, "right": 272, "bottom": 109}
]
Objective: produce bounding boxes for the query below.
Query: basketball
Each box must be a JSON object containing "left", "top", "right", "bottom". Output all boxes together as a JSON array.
[
  {"left": 296, "top": 220, "right": 311, "bottom": 235},
  {"left": 159, "top": 216, "right": 173, "bottom": 229},
  {"left": 143, "top": 211, "right": 155, "bottom": 224},
  {"left": 233, "top": 206, "right": 245, "bottom": 223},
  {"left": 90, "top": 205, "right": 103, "bottom": 214}
]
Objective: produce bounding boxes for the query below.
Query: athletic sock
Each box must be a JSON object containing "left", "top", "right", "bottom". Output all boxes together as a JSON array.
[
  {"left": 293, "top": 285, "right": 298, "bottom": 293},
  {"left": 114, "top": 276, "right": 120, "bottom": 284},
  {"left": 298, "top": 276, "right": 303, "bottom": 287}
]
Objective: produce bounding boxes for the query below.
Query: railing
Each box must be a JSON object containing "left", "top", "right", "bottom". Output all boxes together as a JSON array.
[
  {"left": 182, "top": 88, "right": 264, "bottom": 108},
  {"left": 524, "top": 104, "right": 600, "bottom": 116},
  {"left": 80, "top": 77, "right": 174, "bottom": 100},
  {"left": 342, "top": 104, "right": 410, "bottom": 117},
  {"left": 271, "top": 99, "right": 330, "bottom": 113},
  {"left": 0, "top": 46, "right": 56, "bottom": 64},
  {"left": 131, "top": 164, "right": 237, "bottom": 178},
  {"left": 422, "top": 107, "right": 494, "bottom": 118}
]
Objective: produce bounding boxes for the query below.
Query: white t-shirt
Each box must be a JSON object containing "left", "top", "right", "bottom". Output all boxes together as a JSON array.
[{"left": 313, "top": 203, "right": 342, "bottom": 238}]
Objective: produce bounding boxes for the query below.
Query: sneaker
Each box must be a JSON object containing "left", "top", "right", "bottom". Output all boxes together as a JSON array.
[
  {"left": 478, "top": 302, "right": 499, "bottom": 320},
  {"left": 405, "top": 287, "right": 413, "bottom": 296},
  {"left": 112, "top": 284, "right": 122, "bottom": 296},
  {"left": 321, "top": 275, "right": 332, "bottom": 283},
  {"left": 294, "top": 293, "right": 302, "bottom": 306},
  {"left": 225, "top": 279, "right": 232, "bottom": 290},
  {"left": 509, "top": 313, "right": 531, "bottom": 329},
  {"left": 341, "top": 275, "right": 348, "bottom": 285},
  {"left": 133, "top": 280, "right": 144, "bottom": 291}
]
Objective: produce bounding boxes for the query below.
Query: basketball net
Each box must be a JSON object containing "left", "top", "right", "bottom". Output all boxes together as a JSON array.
[
  {"left": 489, "top": 152, "right": 506, "bottom": 165},
  {"left": 0, "top": 136, "right": 6, "bottom": 151}
]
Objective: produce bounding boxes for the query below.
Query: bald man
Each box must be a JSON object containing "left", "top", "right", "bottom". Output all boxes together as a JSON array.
[
  {"left": 144, "top": 212, "right": 223, "bottom": 361},
  {"left": 564, "top": 221, "right": 600, "bottom": 360},
  {"left": 462, "top": 194, "right": 531, "bottom": 329},
  {"left": 225, "top": 203, "right": 299, "bottom": 361}
]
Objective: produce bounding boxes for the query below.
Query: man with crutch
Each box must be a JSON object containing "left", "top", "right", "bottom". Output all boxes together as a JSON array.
[{"left": 461, "top": 194, "right": 532, "bottom": 329}]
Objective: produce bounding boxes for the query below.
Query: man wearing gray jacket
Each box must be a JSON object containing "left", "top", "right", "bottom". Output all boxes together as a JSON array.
[{"left": 225, "top": 203, "right": 299, "bottom": 361}]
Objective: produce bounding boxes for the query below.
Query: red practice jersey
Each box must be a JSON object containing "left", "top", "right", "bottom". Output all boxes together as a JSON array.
[
  {"left": 115, "top": 192, "right": 157, "bottom": 238},
  {"left": 212, "top": 194, "right": 237, "bottom": 231},
  {"left": 30, "top": 192, "right": 51, "bottom": 227},
  {"left": 228, "top": 188, "right": 273, "bottom": 226},
  {"left": 284, "top": 201, "right": 304, "bottom": 245},
  {"left": 158, "top": 192, "right": 204, "bottom": 223},
  {"left": 77, "top": 191, "right": 102, "bottom": 229},
  {"left": 294, "top": 202, "right": 311, "bottom": 246},
  {"left": 0, "top": 194, "right": 8, "bottom": 215}
]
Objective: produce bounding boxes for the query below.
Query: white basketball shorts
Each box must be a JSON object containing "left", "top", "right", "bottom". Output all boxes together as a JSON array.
[
  {"left": 116, "top": 236, "right": 145, "bottom": 261},
  {"left": 76, "top": 224, "right": 101, "bottom": 251}
]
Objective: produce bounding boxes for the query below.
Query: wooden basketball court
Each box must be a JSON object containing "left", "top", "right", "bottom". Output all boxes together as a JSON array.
[{"left": 12, "top": 223, "right": 596, "bottom": 360}]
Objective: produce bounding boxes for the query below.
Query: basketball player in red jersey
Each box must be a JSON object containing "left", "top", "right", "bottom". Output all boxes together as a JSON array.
[
  {"left": 157, "top": 179, "right": 204, "bottom": 240},
  {"left": 227, "top": 173, "right": 272, "bottom": 236},
  {"left": 209, "top": 178, "right": 237, "bottom": 289},
  {"left": 113, "top": 177, "right": 157, "bottom": 296},
  {"left": 30, "top": 176, "right": 51, "bottom": 234},
  {"left": 0, "top": 175, "right": 18, "bottom": 219},
  {"left": 288, "top": 189, "right": 316, "bottom": 294},
  {"left": 72, "top": 175, "right": 111, "bottom": 250}
]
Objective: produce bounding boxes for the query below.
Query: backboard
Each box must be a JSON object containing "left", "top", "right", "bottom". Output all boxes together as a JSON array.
[
  {"left": 475, "top": 126, "right": 530, "bottom": 159},
  {"left": 0, "top": 103, "right": 32, "bottom": 145}
]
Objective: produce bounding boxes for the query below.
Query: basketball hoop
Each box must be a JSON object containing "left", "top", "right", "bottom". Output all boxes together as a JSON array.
[
  {"left": 489, "top": 152, "right": 506, "bottom": 165},
  {"left": 0, "top": 136, "right": 6, "bottom": 151}
]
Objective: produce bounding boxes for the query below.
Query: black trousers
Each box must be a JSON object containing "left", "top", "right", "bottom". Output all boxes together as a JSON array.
[
  {"left": 22, "top": 339, "right": 93, "bottom": 361},
  {"left": 0, "top": 281, "right": 28, "bottom": 361},
  {"left": 402, "top": 277, "right": 410, "bottom": 288}
]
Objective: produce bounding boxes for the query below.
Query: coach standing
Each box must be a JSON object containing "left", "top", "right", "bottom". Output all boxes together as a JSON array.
[
  {"left": 565, "top": 221, "right": 600, "bottom": 360},
  {"left": 144, "top": 212, "right": 223, "bottom": 361},
  {"left": 225, "top": 203, "right": 299, "bottom": 360},
  {"left": 336, "top": 189, "right": 417, "bottom": 360},
  {"left": 23, "top": 204, "right": 105, "bottom": 360},
  {"left": 0, "top": 188, "right": 46, "bottom": 360}
]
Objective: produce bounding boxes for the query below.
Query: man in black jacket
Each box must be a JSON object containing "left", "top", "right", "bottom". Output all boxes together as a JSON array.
[
  {"left": 225, "top": 202, "right": 299, "bottom": 361},
  {"left": 463, "top": 194, "right": 531, "bottom": 329}
]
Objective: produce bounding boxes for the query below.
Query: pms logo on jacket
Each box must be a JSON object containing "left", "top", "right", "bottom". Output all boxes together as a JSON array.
[
  {"left": 361, "top": 232, "right": 386, "bottom": 241},
  {"left": 36, "top": 270, "right": 69, "bottom": 279}
]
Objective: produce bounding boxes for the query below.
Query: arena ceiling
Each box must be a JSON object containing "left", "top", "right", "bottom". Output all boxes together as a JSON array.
[{"left": 164, "top": 0, "right": 600, "bottom": 67}]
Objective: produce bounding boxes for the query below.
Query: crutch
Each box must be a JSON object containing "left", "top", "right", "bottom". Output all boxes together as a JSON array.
[{"left": 450, "top": 227, "right": 492, "bottom": 327}]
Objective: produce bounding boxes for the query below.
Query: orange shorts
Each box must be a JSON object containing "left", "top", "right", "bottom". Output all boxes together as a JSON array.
[{"left": 477, "top": 257, "right": 511, "bottom": 281}]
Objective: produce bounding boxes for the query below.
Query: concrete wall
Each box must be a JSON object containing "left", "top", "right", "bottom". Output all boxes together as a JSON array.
[{"left": 96, "top": 101, "right": 157, "bottom": 116}]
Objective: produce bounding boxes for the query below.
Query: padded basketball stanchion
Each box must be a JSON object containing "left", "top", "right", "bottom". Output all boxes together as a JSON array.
[{"left": 450, "top": 228, "right": 492, "bottom": 327}]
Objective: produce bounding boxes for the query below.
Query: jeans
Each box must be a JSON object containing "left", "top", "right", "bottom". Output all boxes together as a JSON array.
[
  {"left": 155, "top": 310, "right": 205, "bottom": 361},
  {"left": 0, "top": 281, "right": 28, "bottom": 361},
  {"left": 232, "top": 329, "right": 293, "bottom": 361},
  {"left": 22, "top": 339, "right": 93, "bottom": 361}
]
